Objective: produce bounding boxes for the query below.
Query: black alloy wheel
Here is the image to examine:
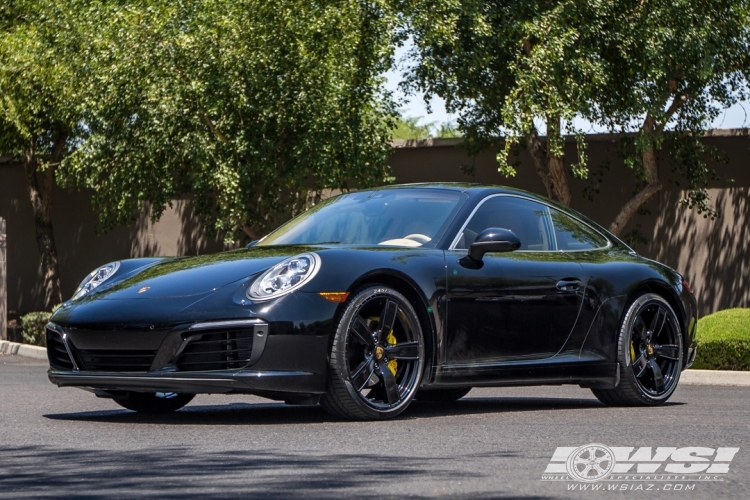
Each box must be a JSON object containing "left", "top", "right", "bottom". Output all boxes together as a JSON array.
[
  {"left": 113, "top": 392, "right": 195, "bottom": 414},
  {"left": 321, "top": 285, "right": 425, "bottom": 420},
  {"left": 592, "top": 293, "right": 683, "bottom": 406}
]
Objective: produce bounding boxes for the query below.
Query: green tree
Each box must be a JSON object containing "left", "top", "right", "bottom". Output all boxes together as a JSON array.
[
  {"left": 406, "top": 0, "right": 750, "bottom": 236},
  {"left": 391, "top": 116, "right": 435, "bottom": 139},
  {"left": 61, "top": 0, "right": 400, "bottom": 242},
  {"left": 407, "top": 0, "right": 601, "bottom": 206},
  {"left": 2, "top": 0, "right": 400, "bottom": 305},
  {"left": 591, "top": 1, "right": 749, "bottom": 235},
  {"left": 0, "top": 1, "right": 83, "bottom": 306}
]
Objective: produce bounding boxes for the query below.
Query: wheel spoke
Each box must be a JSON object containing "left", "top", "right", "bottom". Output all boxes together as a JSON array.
[
  {"left": 379, "top": 300, "right": 398, "bottom": 342},
  {"left": 648, "top": 359, "right": 665, "bottom": 393},
  {"left": 633, "top": 352, "right": 649, "bottom": 377},
  {"left": 350, "top": 315, "right": 375, "bottom": 348},
  {"left": 384, "top": 341, "right": 419, "bottom": 360},
  {"left": 649, "top": 307, "right": 666, "bottom": 339},
  {"left": 653, "top": 344, "right": 680, "bottom": 361},
  {"left": 633, "top": 315, "right": 648, "bottom": 342},
  {"left": 377, "top": 359, "right": 400, "bottom": 404},
  {"left": 350, "top": 357, "right": 376, "bottom": 392}
]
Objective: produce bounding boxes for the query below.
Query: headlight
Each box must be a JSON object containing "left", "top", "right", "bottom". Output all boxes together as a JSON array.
[
  {"left": 71, "top": 261, "right": 121, "bottom": 300},
  {"left": 247, "top": 253, "right": 321, "bottom": 301}
]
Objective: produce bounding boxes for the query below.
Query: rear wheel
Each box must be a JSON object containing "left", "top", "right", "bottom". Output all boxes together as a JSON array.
[
  {"left": 321, "top": 285, "right": 425, "bottom": 420},
  {"left": 113, "top": 392, "right": 195, "bottom": 414},
  {"left": 592, "top": 293, "right": 683, "bottom": 406},
  {"left": 415, "top": 387, "right": 472, "bottom": 402}
]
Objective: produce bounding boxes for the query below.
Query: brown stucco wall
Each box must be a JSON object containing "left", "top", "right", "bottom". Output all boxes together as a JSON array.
[
  {"left": 1, "top": 130, "right": 748, "bottom": 316},
  {"left": 0, "top": 164, "right": 226, "bottom": 314}
]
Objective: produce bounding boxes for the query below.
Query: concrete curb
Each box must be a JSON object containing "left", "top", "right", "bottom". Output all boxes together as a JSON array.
[
  {"left": 2, "top": 341, "right": 749, "bottom": 386},
  {"left": 0, "top": 340, "right": 48, "bottom": 361},
  {"left": 681, "top": 369, "right": 750, "bottom": 387}
]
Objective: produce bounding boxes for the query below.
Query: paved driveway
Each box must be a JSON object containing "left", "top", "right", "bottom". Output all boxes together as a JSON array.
[{"left": 1, "top": 355, "right": 748, "bottom": 499}]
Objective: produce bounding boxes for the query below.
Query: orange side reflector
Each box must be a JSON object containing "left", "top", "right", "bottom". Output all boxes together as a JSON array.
[{"left": 319, "top": 292, "right": 350, "bottom": 303}]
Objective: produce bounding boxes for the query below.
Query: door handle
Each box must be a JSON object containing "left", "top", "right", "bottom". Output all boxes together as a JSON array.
[{"left": 556, "top": 279, "right": 582, "bottom": 292}]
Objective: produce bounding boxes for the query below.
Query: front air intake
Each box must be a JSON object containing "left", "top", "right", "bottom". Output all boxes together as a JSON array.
[
  {"left": 176, "top": 329, "right": 255, "bottom": 371},
  {"left": 46, "top": 328, "right": 75, "bottom": 370}
]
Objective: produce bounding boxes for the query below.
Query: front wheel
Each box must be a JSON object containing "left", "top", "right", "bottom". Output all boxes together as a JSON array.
[
  {"left": 321, "top": 286, "right": 425, "bottom": 420},
  {"left": 592, "top": 293, "right": 683, "bottom": 406},
  {"left": 113, "top": 392, "right": 195, "bottom": 414}
]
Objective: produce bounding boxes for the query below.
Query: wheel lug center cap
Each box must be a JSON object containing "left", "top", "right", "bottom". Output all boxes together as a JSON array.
[
  {"left": 647, "top": 344, "right": 654, "bottom": 356},
  {"left": 374, "top": 345, "right": 385, "bottom": 361}
]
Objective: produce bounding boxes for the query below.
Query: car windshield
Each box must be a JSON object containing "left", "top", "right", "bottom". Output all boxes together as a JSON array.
[{"left": 258, "top": 188, "right": 465, "bottom": 247}]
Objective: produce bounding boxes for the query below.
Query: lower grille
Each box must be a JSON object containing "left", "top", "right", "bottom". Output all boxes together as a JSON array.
[
  {"left": 75, "top": 348, "right": 158, "bottom": 372},
  {"left": 176, "top": 329, "right": 254, "bottom": 371},
  {"left": 46, "top": 329, "right": 75, "bottom": 370}
]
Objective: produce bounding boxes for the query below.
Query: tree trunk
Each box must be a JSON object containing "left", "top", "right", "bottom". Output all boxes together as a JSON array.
[
  {"left": 524, "top": 118, "right": 571, "bottom": 205},
  {"left": 525, "top": 126, "right": 555, "bottom": 200},
  {"left": 23, "top": 136, "right": 65, "bottom": 308},
  {"left": 608, "top": 115, "right": 663, "bottom": 237},
  {"left": 546, "top": 116, "right": 571, "bottom": 205}
]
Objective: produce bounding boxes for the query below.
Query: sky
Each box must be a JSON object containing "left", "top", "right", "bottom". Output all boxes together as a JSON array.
[{"left": 384, "top": 42, "right": 750, "bottom": 133}]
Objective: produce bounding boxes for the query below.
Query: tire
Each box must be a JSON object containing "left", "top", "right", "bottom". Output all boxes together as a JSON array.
[
  {"left": 592, "top": 293, "right": 683, "bottom": 406},
  {"left": 321, "top": 285, "right": 425, "bottom": 420},
  {"left": 113, "top": 392, "right": 195, "bottom": 414},
  {"left": 415, "top": 387, "right": 472, "bottom": 402}
]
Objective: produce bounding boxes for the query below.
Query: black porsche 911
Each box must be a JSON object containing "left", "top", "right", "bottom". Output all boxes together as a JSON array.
[{"left": 47, "top": 183, "right": 698, "bottom": 420}]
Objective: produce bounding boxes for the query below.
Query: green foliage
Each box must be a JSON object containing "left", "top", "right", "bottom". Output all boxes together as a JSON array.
[
  {"left": 391, "top": 115, "right": 462, "bottom": 139},
  {"left": 392, "top": 116, "right": 434, "bottom": 140},
  {"left": 591, "top": 0, "right": 749, "bottom": 217},
  {"left": 0, "top": 0, "right": 80, "bottom": 166},
  {"left": 406, "top": 0, "right": 750, "bottom": 219},
  {"left": 406, "top": 0, "right": 602, "bottom": 173},
  {"left": 2, "top": 1, "right": 401, "bottom": 243},
  {"left": 692, "top": 340, "right": 750, "bottom": 371},
  {"left": 20, "top": 305, "right": 61, "bottom": 347},
  {"left": 435, "top": 121, "right": 462, "bottom": 138},
  {"left": 692, "top": 309, "right": 750, "bottom": 371},
  {"left": 697, "top": 308, "right": 750, "bottom": 342}
]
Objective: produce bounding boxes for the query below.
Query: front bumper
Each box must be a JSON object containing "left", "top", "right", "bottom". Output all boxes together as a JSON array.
[{"left": 46, "top": 318, "right": 330, "bottom": 396}]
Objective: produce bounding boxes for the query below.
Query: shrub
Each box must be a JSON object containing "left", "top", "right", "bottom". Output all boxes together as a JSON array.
[
  {"left": 692, "top": 308, "right": 750, "bottom": 371},
  {"left": 20, "top": 305, "right": 61, "bottom": 347}
]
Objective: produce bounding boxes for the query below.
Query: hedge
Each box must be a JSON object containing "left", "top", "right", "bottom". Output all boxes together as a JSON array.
[
  {"left": 20, "top": 305, "right": 60, "bottom": 348},
  {"left": 691, "top": 308, "right": 750, "bottom": 371}
]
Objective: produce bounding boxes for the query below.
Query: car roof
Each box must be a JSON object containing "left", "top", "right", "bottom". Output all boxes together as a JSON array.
[
  {"left": 366, "top": 182, "right": 542, "bottom": 199},
  {"left": 369, "top": 183, "right": 632, "bottom": 252}
]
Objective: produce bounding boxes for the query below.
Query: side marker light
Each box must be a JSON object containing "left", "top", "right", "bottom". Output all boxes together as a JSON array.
[{"left": 319, "top": 292, "right": 350, "bottom": 303}]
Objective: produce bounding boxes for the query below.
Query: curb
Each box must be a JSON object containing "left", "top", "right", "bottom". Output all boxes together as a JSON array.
[
  {"left": 680, "top": 369, "right": 750, "bottom": 387},
  {"left": 0, "top": 340, "right": 48, "bottom": 361},
  {"left": 1, "top": 341, "right": 750, "bottom": 386}
]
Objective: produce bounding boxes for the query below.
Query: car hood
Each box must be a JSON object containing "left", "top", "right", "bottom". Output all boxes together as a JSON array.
[{"left": 84, "top": 247, "right": 314, "bottom": 300}]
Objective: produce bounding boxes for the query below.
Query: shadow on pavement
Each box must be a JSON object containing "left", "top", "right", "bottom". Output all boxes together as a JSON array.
[
  {"left": 38, "top": 395, "right": 685, "bottom": 426},
  {"left": 0, "top": 445, "right": 554, "bottom": 500}
]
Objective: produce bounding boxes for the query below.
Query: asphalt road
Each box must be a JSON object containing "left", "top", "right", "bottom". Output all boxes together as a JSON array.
[{"left": 1, "top": 354, "right": 748, "bottom": 500}]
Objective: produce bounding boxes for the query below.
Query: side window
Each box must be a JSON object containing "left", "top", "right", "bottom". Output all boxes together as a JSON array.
[
  {"left": 455, "top": 196, "right": 554, "bottom": 251},
  {"left": 549, "top": 208, "right": 607, "bottom": 250}
]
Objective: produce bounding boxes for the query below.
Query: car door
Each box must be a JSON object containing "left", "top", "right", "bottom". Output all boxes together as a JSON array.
[{"left": 444, "top": 195, "right": 585, "bottom": 364}]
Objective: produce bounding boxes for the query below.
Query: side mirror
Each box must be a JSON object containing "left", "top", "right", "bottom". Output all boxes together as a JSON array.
[
  {"left": 245, "top": 240, "right": 259, "bottom": 248},
  {"left": 468, "top": 228, "right": 521, "bottom": 262}
]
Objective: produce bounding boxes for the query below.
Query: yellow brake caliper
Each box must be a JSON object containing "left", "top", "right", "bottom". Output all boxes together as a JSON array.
[
  {"left": 386, "top": 330, "right": 398, "bottom": 376},
  {"left": 368, "top": 316, "right": 398, "bottom": 376}
]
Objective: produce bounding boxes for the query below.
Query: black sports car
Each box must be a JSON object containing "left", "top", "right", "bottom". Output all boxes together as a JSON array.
[{"left": 47, "top": 184, "right": 698, "bottom": 420}]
